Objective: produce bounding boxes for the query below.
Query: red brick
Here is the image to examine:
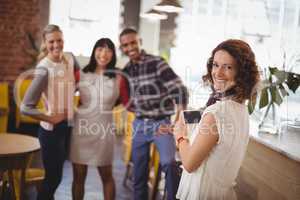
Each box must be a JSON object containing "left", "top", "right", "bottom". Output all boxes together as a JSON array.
[{"left": 0, "top": 0, "right": 47, "bottom": 110}]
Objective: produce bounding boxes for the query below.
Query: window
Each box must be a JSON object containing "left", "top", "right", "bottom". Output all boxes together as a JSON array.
[
  {"left": 49, "top": 0, "right": 121, "bottom": 57},
  {"left": 172, "top": 0, "right": 300, "bottom": 121}
]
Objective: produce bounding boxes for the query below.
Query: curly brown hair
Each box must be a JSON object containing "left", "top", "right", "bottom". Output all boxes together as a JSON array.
[{"left": 202, "top": 39, "right": 260, "bottom": 102}]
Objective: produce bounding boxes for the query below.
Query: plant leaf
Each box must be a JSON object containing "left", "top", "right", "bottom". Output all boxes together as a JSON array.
[
  {"left": 279, "top": 84, "right": 289, "bottom": 97},
  {"left": 286, "top": 73, "right": 300, "bottom": 93},
  {"left": 270, "top": 86, "right": 283, "bottom": 105},
  {"left": 248, "top": 103, "right": 254, "bottom": 114},
  {"left": 269, "top": 67, "right": 278, "bottom": 75},
  {"left": 273, "top": 71, "right": 287, "bottom": 84},
  {"left": 259, "top": 88, "right": 269, "bottom": 109},
  {"left": 248, "top": 95, "right": 257, "bottom": 114}
]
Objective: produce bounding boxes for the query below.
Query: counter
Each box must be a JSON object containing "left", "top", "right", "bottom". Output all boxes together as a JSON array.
[
  {"left": 249, "top": 119, "right": 300, "bottom": 163},
  {"left": 236, "top": 120, "right": 300, "bottom": 200}
]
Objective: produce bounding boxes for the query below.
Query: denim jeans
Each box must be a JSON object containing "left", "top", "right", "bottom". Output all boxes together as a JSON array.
[
  {"left": 132, "top": 118, "right": 180, "bottom": 200},
  {"left": 37, "top": 121, "right": 71, "bottom": 200}
]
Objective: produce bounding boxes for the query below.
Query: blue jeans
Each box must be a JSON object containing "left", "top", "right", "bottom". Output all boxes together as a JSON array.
[
  {"left": 37, "top": 121, "right": 71, "bottom": 200},
  {"left": 132, "top": 118, "right": 180, "bottom": 200}
]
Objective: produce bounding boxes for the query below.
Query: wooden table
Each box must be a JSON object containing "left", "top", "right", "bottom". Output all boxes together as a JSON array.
[{"left": 0, "top": 133, "right": 40, "bottom": 200}]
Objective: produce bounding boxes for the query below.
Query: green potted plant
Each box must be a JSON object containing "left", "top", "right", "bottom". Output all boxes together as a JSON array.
[{"left": 248, "top": 62, "right": 300, "bottom": 134}]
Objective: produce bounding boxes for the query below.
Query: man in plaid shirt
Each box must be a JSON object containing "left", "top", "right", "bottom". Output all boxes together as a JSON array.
[{"left": 119, "top": 28, "right": 188, "bottom": 200}]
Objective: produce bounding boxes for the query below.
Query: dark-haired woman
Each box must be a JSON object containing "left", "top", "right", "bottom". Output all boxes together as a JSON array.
[
  {"left": 69, "top": 38, "right": 119, "bottom": 200},
  {"left": 173, "top": 39, "right": 260, "bottom": 200}
]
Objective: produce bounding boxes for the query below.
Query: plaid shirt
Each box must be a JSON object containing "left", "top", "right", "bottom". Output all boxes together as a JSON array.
[{"left": 122, "top": 50, "right": 188, "bottom": 118}]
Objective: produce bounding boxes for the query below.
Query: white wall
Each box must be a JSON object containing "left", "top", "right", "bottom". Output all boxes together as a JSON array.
[{"left": 50, "top": 0, "right": 121, "bottom": 57}]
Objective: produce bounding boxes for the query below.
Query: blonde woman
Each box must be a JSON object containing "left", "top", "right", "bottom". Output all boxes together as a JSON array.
[{"left": 21, "top": 24, "right": 80, "bottom": 200}]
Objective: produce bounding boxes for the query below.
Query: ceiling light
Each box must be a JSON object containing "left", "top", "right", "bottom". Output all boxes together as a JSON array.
[
  {"left": 153, "top": 0, "right": 183, "bottom": 13},
  {"left": 140, "top": 9, "right": 168, "bottom": 20}
]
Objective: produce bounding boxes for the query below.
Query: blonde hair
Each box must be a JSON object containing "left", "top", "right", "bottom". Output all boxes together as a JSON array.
[{"left": 37, "top": 24, "right": 67, "bottom": 64}]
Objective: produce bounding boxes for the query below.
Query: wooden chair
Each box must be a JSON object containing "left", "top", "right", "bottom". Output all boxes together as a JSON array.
[{"left": 0, "top": 82, "right": 9, "bottom": 133}]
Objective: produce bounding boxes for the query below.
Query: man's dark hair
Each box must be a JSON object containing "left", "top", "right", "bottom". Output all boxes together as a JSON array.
[{"left": 119, "top": 27, "right": 138, "bottom": 38}]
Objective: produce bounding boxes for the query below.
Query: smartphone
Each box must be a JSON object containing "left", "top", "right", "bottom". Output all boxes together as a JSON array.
[{"left": 183, "top": 110, "right": 202, "bottom": 124}]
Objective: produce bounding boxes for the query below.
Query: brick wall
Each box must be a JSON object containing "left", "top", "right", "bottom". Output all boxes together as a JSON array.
[
  {"left": 0, "top": 0, "right": 49, "bottom": 128},
  {"left": 1, "top": 0, "right": 37, "bottom": 81},
  {"left": 0, "top": 0, "right": 49, "bottom": 90}
]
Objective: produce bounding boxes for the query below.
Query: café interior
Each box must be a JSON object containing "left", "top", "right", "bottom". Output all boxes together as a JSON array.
[{"left": 0, "top": 0, "right": 300, "bottom": 199}]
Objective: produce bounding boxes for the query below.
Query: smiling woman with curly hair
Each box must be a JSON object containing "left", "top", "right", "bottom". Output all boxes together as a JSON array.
[
  {"left": 203, "top": 39, "right": 260, "bottom": 103},
  {"left": 173, "top": 39, "right": 260, "bottom": 200}
]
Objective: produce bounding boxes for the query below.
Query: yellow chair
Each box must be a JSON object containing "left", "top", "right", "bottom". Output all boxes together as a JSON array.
[
  {"left": 14, "top": 79, "right": 43, "bottom": 128},
  {"left": 2, "top": 79, "right": 45, "bottom": 199},
  {"left": 10, "top": 153, "right": 44, "bottom": 200},
  {"left": 0, "top": 173, "right": 4, "bottom": 199},
  {"left": 122, "top": 112, "right": 164, "bottom": 199},
  {"left": 74, "top": 91, "right": 80, "bottom": 108},
  {"left": 113, "top": 105, "right": 126, "bottom": 136},
  {"left": 15, "top": 79, "right": 81, "bottom": 128},
  {"left": 148, "top": 144, "right": 162, "bottom": 200},
  {"left": 123, "top": 111, "right": 135, "bottom": 164},
  {"left": 0, "top": 141, "right": 44, "bottom": 200},
  {"left": 122, "top": 111, "right": 135, "bottom": 186},
  {"left": 0, "top": 153, "right": 44, "bottom": 200},
  {"left": 0, "top": 82, "right": 9, "bottom": 133}
]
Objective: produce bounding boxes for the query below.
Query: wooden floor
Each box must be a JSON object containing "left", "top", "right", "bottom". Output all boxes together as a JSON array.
[{"left": 56, "top": 136, "right": 133, "bottom": 200}]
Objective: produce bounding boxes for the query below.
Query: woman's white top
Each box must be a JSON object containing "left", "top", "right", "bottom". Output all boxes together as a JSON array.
[{"left": 177, "top": 100, "right": 249, "bottom": 200}]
